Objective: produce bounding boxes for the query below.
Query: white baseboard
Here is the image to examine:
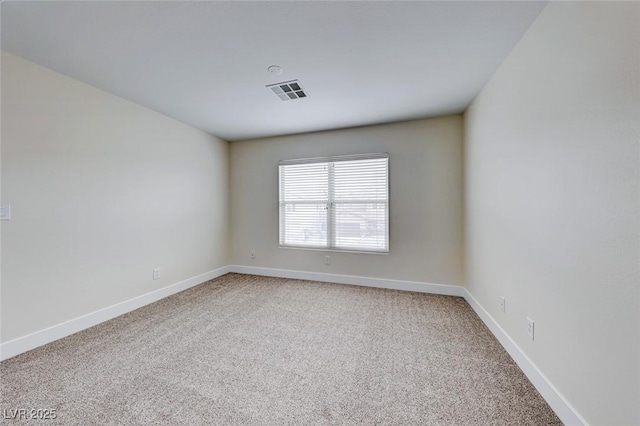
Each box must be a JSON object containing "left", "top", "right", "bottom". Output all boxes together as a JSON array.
[
  {"left": 463, "top": 290, "right": 588, "bottom": 426},
  {"left": 227, "top": 265, "right": 585, "bottom": 425},
  {"left": 0, "top": 266, "right": 231, "bottom": 361},
  {"left": 227, "top": 265, "right": 466, "bottom": 297},
  {"left": 0, "top": 264, "right": 586, "bottom": 425}
]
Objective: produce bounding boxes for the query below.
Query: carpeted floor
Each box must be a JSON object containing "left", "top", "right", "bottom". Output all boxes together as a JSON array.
[{"left": 0, "top": 273, "right": 561, "bottom": 425}]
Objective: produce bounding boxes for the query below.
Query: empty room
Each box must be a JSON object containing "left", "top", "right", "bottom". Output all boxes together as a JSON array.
[{"left": 1, "top": 1, "right": 638, "bottom": 425}]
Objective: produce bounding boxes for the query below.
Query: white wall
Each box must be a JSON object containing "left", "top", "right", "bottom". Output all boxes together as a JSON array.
[
  {"left": 230, "top": 117, "right": 464, "bottom": 285},
  {"left": 1, "top": 52, "right": 229, "bottom": 343},
  {"left": 464, "top": 2, "right": 639, "bottom": 425}
]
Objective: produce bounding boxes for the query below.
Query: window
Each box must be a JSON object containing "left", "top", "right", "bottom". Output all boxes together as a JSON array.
[{"left": 279, "top": 153, "right": 389, "bottom": 253}]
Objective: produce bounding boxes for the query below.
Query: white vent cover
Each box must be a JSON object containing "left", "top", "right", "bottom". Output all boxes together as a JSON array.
[{"left": 267, "top": 80, "right": 307, "bottom": 101}]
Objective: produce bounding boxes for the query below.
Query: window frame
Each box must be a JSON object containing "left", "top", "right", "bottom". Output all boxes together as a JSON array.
[{"left": 278, "top": 153, "right": 389, "bottom": 254}]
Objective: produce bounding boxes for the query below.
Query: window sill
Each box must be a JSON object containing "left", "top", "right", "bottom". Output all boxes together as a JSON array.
[{"left": 278, "top": 245, "right": 389, "bottom": 255}]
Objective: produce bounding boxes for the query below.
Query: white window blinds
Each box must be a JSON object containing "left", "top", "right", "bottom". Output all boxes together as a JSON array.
[{"left": 279, "top": 153, "right": 389, "bottom": 253}]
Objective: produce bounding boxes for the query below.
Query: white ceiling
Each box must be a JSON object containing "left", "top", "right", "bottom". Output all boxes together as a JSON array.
[{"left": 1, "top": 1, "right": 546, "bottom": 141}]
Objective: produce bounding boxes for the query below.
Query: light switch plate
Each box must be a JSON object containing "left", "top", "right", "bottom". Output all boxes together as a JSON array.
[{"left": 0, "top": 204, "right": 11, "bottom": 221}]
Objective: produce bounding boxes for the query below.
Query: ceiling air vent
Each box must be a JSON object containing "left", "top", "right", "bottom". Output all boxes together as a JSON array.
[{"left": 267, "top": 80, "right": 308, "bottom": 101}]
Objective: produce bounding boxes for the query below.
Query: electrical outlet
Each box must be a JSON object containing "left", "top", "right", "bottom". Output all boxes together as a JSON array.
[
  {"left": 153, "top": 268, "right": 161, "bottom": 280},
  {"left": 500, "top": 296, "right": 506, "bottom": 313},
  {"left": 526, "top": 317, "right": 535, "bottom": 341},
  {"left": 324, "top": 255, "right": 331, "bottom": 265},
  {"left": 250, "top": 251, "right": 255, "bottom": 259}
]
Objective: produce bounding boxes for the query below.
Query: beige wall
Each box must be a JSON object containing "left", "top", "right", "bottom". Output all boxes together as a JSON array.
[
  {"left": 230, "top": 116, "right": 464, "bottom": 285},
  {"left": 1, "top": 52, "right": 229, "bottom": 342},
  {"left": 464, "top": 2, "right": 640, "bottom": 424},
  {"left": 4, "top": 3, "right": 638, "bottom": 421}
]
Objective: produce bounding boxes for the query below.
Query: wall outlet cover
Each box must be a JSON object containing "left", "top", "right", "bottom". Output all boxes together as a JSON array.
[{"left": 526, "top": 317, "right": 535, "bottom": 341}]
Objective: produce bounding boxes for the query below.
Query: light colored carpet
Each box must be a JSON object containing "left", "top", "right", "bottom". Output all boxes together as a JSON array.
[{"left": 0, "top": 273, "right": 561, "bottom": 425}]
